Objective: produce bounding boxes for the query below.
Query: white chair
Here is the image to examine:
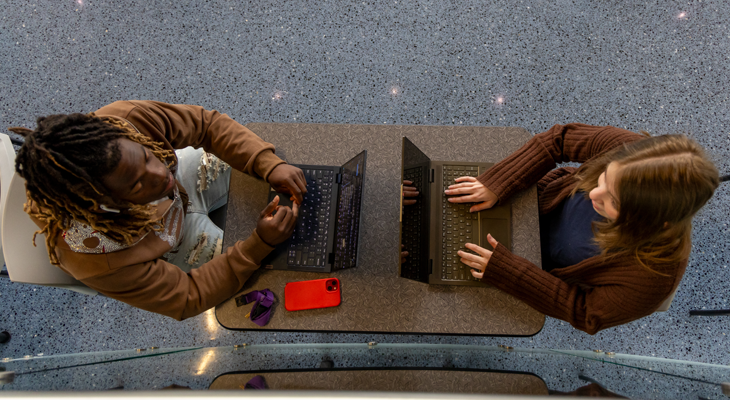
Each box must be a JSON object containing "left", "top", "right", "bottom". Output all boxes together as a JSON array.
[
  {"left": 655, "top": 287, "right": 677, "bottom": 312},
  {"left": 0, "top": 133, "right": 96, "bottom": 295},
  {"left": 0, "top": 134, "right": 15, "bottom": 268}
]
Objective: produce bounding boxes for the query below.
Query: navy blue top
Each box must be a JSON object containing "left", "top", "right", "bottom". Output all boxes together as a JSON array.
[{"left": 539, "top": 193, "right": 604, "bottom": 272}]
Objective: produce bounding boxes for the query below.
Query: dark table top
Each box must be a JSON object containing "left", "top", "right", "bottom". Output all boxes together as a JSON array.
[{"left": 216, "top": 123, "right": 544, "bottom": 336}]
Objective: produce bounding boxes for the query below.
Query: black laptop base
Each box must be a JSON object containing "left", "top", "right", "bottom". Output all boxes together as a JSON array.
[
  {"left": 400, "top": 137, "right": 511, "bottom": 287},
  {"left": 263, "top": 165, "right": 339, "bottom": 273}
]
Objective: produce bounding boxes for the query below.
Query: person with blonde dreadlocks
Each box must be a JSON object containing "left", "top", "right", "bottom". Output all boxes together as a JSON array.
[{"left": 12, "top": 100, "right": 307, "bottom": 320}]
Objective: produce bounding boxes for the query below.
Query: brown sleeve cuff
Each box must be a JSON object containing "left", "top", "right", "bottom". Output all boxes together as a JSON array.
[
  {"left": 254, "top": 150, "right": 287, "bottom": 181},
  {"left": 479, "top": 242, "right": 555, "bottom": 305},
  {"left": 234, "top": 229, "right": 276, "bottom": 265},
  {"left": 480, "top": 242, "right": 526, "bottom": 284}
]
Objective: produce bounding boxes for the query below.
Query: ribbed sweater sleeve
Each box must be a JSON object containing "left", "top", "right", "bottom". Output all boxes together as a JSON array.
[
  {"left": 477, "top": 124, "right": 644, "bottom": 204},
  {"left": 482, "top": 244, "right": 678, "bottom": 334}
]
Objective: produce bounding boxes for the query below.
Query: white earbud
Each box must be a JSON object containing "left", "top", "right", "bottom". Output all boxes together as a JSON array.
[{"left": 99, "top": 205, "right": 120, "bottom": 213}]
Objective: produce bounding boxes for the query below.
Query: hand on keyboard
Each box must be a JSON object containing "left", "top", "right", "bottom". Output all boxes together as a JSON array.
[
  {"left": 444, "top": 176, "right": 498, "bottom": 212},
  {"left": 257, "top": 195, "right": 300, "bottom": 246},
  {"left": 268, "top": 164, "right": 308, "bottom": 204},
  {"left": 457, "top": 234, "right": 499, "bottom": 280},
  {"left": 402, "top": 180, "right": 419, "bottom": 206}
]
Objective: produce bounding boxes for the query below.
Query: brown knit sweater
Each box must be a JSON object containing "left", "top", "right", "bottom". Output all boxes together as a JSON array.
[
  {"left": 477, "top": 123, "right": 686, "bottom": 334},
  {"left": 30, "top": 101, "right": 286, "bottom": 320}
]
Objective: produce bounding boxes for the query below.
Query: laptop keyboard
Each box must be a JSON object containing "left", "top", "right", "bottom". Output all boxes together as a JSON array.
[
  {"left": 441, "top": 165, "right": 480, "bottom": 282},
  {"left": 287, "top": 168, "right": 333, "bottom": 268},
  {"left": 401, "top": 167, "right": 426, "bottom": 281}
]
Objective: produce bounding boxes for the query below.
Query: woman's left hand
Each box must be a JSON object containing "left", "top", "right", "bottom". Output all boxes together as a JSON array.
[{"left": 458, "top": 234, "right": 499, "bottom": 280}]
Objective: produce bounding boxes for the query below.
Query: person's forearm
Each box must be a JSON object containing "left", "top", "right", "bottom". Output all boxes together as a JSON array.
[
  {"left": 194, "top": 111, "right": 286, "bottom": 180},
  {"left": 477, "top": 123, "right": 643, "bottom": 204},
  {"left": 181, "top": 229, "right": 274, "bottom": 319},
  {"left": 120, "top": 100, "right": 286, "bottom": 180}
]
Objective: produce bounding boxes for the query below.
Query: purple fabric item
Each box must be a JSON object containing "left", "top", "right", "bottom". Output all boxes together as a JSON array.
[
  {"left": 244, "top": 375, "right": 268, "bottom": 389},
  {"left": 240, "top": 289, "right": 275, "bottom": 326}
]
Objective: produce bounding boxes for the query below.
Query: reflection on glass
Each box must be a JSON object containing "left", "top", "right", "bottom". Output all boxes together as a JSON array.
[
  {"left": 204, "top": 309, "right": 219, "bottom": 340},
  {"left": 195, "top": 349, "right": 216, "bottom": 376},
  {"left": 211, "top": 369, "right": 548, "bottom": 394},
  {"left": 2, "top": 344, "right": 728, "bottom": 398}
]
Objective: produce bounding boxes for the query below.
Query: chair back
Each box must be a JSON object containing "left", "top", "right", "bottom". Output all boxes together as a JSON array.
[
  {"left": 0, "top": 134, "right": 17, "bottom": 266},
  {"left": 655, "top": 288, "right": 677, "bottom": 312},
  {"left": 0, "top": 133, "right": 96, "bottom": 295}
]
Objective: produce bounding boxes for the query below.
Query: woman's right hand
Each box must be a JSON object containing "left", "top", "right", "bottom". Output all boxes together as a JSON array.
[
  {"left": 256, "top": 195, "right": 300, "bottom": 246},
  {"left": 444, "top": 176, "right": 498, "bottom": 212},
  {"left": 402, "top": 180, "right": 419, "bottom": 206}
]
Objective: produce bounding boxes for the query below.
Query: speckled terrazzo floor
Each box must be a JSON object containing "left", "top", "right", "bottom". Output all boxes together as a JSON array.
[{"left": 1, "top": 0, "right": 729, "bottom": 392}]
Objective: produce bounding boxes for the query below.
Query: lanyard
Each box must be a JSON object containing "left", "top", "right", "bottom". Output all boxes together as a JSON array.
[
  {"left": 243, "top": 375, "right": 267, "bottom": 390},
  {"left": 235, "top": 289, "right": 275, "bottom": 326}
]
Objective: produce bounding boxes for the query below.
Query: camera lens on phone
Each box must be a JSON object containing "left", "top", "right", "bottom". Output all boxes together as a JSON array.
[{"left": 327, "top": 286, "right": 333, "bottom": 291}]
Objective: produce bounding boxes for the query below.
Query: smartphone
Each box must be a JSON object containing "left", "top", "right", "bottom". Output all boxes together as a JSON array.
[{"left": 284, "top": 278, "right": 341, "bottom": 311}]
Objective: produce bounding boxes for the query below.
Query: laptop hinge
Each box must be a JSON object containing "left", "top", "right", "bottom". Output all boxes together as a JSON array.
[
  {"left": 430, "top": 169, "right": 434, "bottom": 183},
  {"left": 429, "top": 259, "right": 433, "bottom": 275},
  {"left": 335, "top": 173, "right": 342, "bottom": 184}
]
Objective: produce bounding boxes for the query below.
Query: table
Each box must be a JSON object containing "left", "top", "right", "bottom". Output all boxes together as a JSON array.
[
  {"left": 215, "top": 123, "right": 544, "bottom": 336},
  {"left": 209, "top": 370, "right": 548, "bottom": 394}
]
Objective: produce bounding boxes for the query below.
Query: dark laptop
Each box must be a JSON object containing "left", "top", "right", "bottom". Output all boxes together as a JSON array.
[
  {"left": 262, "top": 151, "right": 367, "bottom": 272},
  {"left": 399, "top": 137, "right": 511, "bottom": 286}
]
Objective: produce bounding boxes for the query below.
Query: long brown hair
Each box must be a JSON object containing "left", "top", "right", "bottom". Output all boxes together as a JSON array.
[
  {"left": 11, "top": 113, "right": 175, "bottom": 265},
  {"left": 572, "top": 134, "right": 719, "bottom": 273}
]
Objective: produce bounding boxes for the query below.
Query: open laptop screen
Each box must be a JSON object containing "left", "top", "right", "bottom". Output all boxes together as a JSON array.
[
  {"left": 333, "top": 150, "right": 367, "bottom": 271},
  {"left": 400, "top": 138, "right": 431, "bottom": 282}
]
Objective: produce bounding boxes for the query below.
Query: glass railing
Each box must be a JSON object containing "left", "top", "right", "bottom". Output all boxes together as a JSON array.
[{"left": 2, "top": 343, "right": 729, "bottom": 398}]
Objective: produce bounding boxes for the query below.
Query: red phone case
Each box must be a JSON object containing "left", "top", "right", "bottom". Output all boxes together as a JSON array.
[{"left": 284, "top": 278, "right": 341, "bottom": 311}]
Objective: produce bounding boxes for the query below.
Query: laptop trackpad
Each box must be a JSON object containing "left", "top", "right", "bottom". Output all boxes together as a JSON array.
[{"left": 480, "top": 218, "right": 510, "bottom": 251}]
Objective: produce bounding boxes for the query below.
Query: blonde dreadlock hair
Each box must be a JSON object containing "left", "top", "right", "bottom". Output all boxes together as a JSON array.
[{"left": 11, "top": 112, "right": 176, "bottom": 265}]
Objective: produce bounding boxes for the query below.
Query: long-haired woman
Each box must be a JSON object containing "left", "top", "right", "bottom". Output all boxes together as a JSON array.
[{"left": 445, "top": 124, "right": 719, "bottom": 334}]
